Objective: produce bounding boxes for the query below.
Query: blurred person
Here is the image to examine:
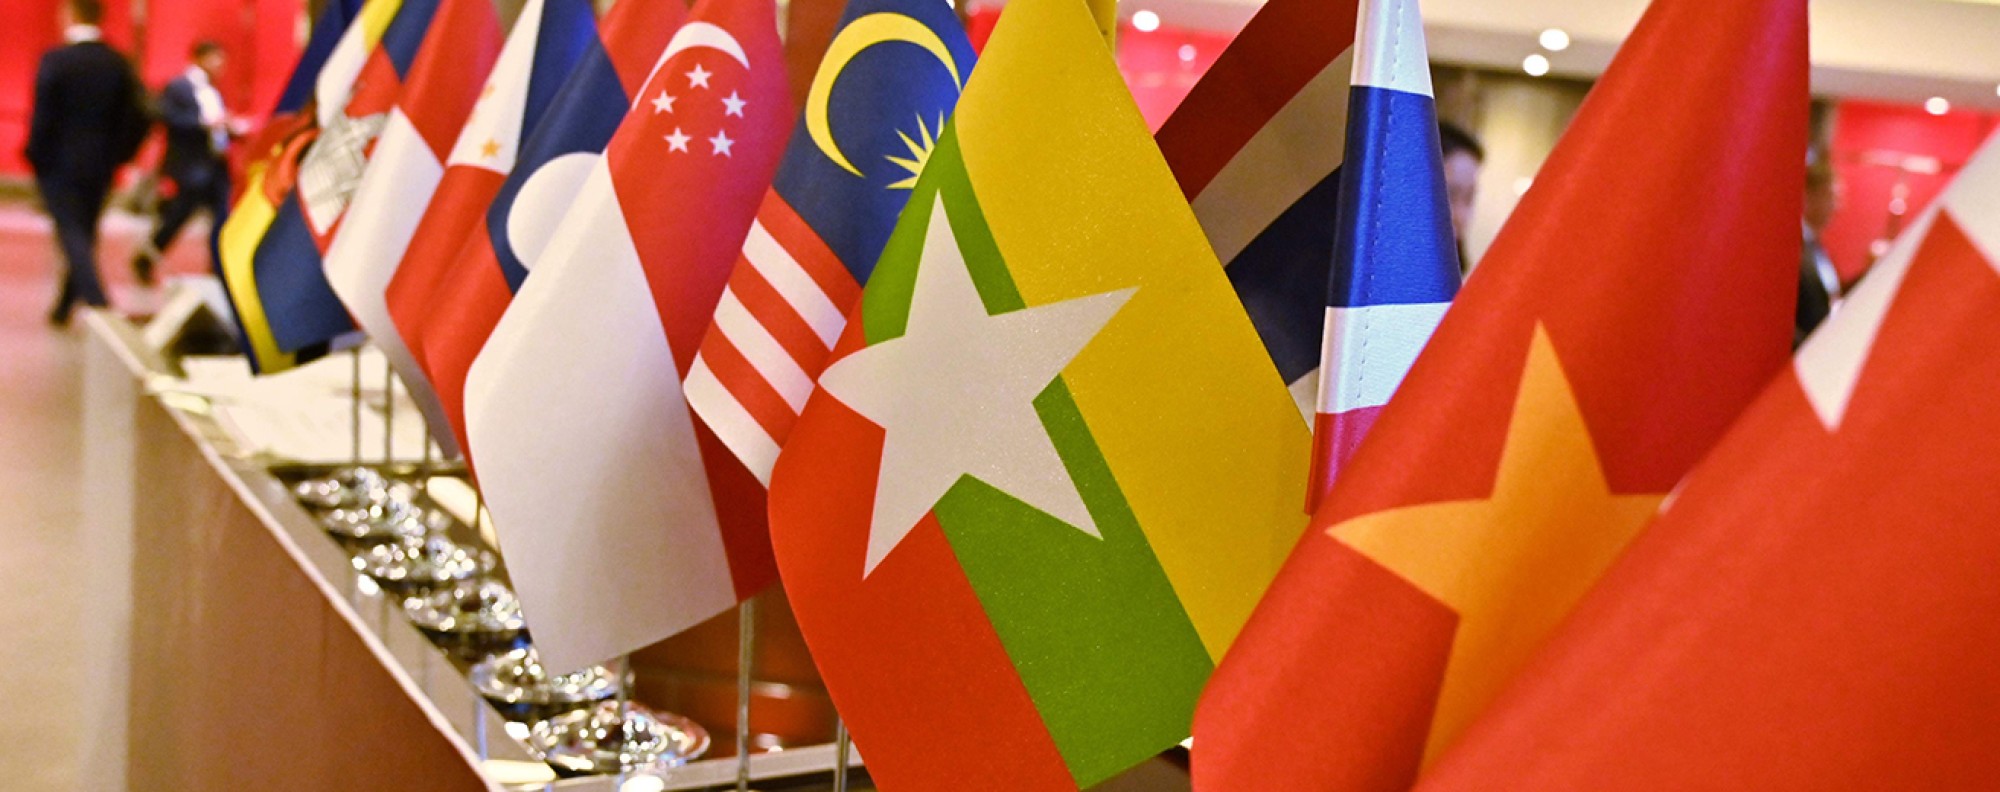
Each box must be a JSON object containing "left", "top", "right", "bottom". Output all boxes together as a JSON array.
[
  {"left": 1439, "top": 120, "right": 1484, "bottom": 275},
  {"left": 133, "top": 40, "right": 234, "bottom": 287},
  {"left": 1796, "top": 155, "right": 1842, "bottom": 345},
  {"left": 26, "top": 0, "right": 150, "bottom": 325}
]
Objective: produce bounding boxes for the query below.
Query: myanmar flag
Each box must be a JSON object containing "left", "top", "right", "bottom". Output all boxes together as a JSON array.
[{"left": 765, "top": 0, "right": 1311, "bottom": 787}]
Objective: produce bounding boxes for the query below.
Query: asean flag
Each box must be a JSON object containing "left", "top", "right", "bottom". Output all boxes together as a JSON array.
[
  {"left": 321, "top": 0, "right": 504, "bottom": 457},
  {"left": 390, "top": 0, "right": 686, "bottom": 457},
  {"left": 462, "top": 0, "right": 793, "bottom": 674},
  {"left": 1192, "top": 0, "right": 1808, "bottom": 789},
  {"left": 1419, "top": 131, "right": 2000, "bottom": 791}
]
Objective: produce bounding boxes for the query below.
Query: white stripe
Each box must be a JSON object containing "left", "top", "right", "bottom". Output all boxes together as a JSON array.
[
  {"left": 684, "top": 356, "right": 782, "bottom": 485},
  {"left": 1314, "top": 302, "right": 1450, "bottom": 415},
  {"left": 446, "top": 0, "right": 544, "bottom": 168},
  {"left": 1352, "top": 0, "right": 1436, "bottom": 96},
  {"left": 312, "top": 9, "right": 381, "bottom": 127},
  {"left": 1189, "top": 48, "right": 1356, "bottom": 265},
  {"left": 741, "top": 220, "right": 846, "bottom": 345},
  {"left": 711, "top": 289, "right": 816, "bottom": 411}
]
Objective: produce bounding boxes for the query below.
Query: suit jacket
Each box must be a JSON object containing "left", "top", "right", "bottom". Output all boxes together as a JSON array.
[
  {"left": 158, "top": 70, "right": 227, "bottom": 184},
  {"left": 26, "top": 40, "right": 149, "bottom": 187}
]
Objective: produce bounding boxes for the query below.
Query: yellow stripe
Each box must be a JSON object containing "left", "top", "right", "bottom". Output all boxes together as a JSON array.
[
  {"left": 954, "top": 0, "right": 1311, "bottom": 660},
  {"left": 217, "top": 167, "right": 298, "bottom": 373},
  {"left": 357, "top": 0, "right": 403, "bottom": 42}
]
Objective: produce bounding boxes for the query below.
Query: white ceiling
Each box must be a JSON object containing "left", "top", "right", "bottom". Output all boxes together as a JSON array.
[{"left": 1092, "top": 0, "right": 2000, "bottom": 109}]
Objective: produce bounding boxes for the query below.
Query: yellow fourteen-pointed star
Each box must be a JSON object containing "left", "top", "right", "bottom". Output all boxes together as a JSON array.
[
  {"left": 817, "top": 194, "right": 1134, "bottom": 578},
  {"left": 1329, "top": 325, "right": 1666, "bottom": 764}
]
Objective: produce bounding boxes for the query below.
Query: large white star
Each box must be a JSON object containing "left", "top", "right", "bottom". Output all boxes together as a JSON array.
[
  {"left": 686, "top": 63, "right": 712, "bottom": 89},
  {"left": 818, "top": 194, "right": 1135, "bottom": 577},
  {"left": 651, "top": 90, "right": 676, "bottom": 114},
  {"left": 664, "top": 127, "right": 690, "bottom": 153}
]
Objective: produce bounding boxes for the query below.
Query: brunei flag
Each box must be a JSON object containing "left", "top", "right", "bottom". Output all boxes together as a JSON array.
[
  {"left": 1191, "top": 0, "right": 1808, "bottom": 789},
  {"left": 216, "top": 0, "right": 440, "bottom": 372},
  {"left": 765, "top": 0, "right": 1311, "bottom": 786},
  {"left": 1415, "top": 130, "right": 2000, "bottom": 791}
]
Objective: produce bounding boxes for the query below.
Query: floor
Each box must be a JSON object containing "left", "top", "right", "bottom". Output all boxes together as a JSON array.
[{"left": 0, "top": 199, "right": 208, "bottom": 792}]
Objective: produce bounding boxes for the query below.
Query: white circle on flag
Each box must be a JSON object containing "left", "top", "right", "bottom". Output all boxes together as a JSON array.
[{"left": 508, "top": 152, "right": 599, "bottom": 271}]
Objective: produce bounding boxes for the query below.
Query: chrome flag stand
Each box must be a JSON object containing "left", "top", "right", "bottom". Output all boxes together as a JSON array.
[{"left": 735, "top": 598, "right": 756, "bottom": 792}]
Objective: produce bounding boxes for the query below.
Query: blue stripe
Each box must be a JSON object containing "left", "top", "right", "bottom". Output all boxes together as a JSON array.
[
  {"left": 1327, "top": 86, "right": 1460, "bottom": 309},
  {"left": 276, "top": 0, "right": 364, "bottom": 114},
  {"left": 380, "top": 0, "right": 444, "bottom": 76},
  {"left": 255, "top": 195, "right": 358, "bottom": 352},
  {"left": 1227, "top": 166, "right": 1343, "bottom": 384},
  {"left": 489, "top": 36, "right": 630, "bottom": 292},
  {"left": 523, "top": 0, "right": 600, "bottom": 140}
]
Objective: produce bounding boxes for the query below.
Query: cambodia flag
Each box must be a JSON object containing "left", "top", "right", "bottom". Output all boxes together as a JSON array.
[
  {"left": 1419, "top": 132, "right": 2000, "bottom": 790},
  {"left": 322, "top": 0, "right": 505, "bottom": 456},
  {"left": 461, "top": 0, "right": 793, "bottom": 674},
  {"left": 1192, "top": 0, "right": 1808, "bottom": 789},
  {"left": 391, "top": 0, "right": 686, "bottom": 456},
  {"left": 1308, "top": 0, "right": 1461, "bottom": 510}
]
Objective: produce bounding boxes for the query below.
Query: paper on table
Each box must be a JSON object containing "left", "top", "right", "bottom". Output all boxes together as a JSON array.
[{"left": 175, "top": 350, "right": 436, "bottom": 464}]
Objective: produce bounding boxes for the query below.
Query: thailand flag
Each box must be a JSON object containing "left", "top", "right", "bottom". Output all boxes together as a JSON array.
[
  {"left": 1155, "top": 0, "right": 1359, "bottom": 417},
  {"left": 1308, "top": 0, "right": 1461, "bottom": 509},
  {"left": 462, "top": 0, "right": 793, "bottom": 673},
  {"left": 322, "top": 0, "right": 505, "bottom": 457},
  {"left": 391, "top": 0, "right": 686, "bottom": 456},
  {"left": 682, "top": 0, "right": 975, "bottom": 484}
]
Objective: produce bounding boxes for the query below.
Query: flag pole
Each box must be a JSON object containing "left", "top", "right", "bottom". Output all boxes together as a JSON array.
[
  {"left": 735, "top": 598, "right": 757, "bottom": 792},
  {"left": 349, "top": 348, "right": 364, "bottom": 464},
  {"left": 382, "top": 356, "right": 396, "bottom": 466},
  {"left": 832, "top": 719, "right": 852, "bottom": 792}
]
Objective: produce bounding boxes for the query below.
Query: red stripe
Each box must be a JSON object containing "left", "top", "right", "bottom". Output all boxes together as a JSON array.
[
  {"left": 387, "top": 166, "right": 506, "bottom": 368},
  {"left": 758, "top": 191, "right": 863, "bottom": 308},
  {"left": 1193, "top": 539, "right": 1456, "bottom": 792},
  {"left": 691, "top": 418, "right": 777, "bottom": 602},
  {"left": 417, "top": 228, "right": 513, "bottom": 460},
  {"left": 769, "top": 388, "right": 1077, "bottom": 790},
  {"left": 697, "top": 333, "right": 798, "bottom": 445},
  {"left": 596, "top": 0, "right": 687, "bottom": 98},
  {"left": 1305, "top": 404, "right": 1387, "bottom": 514},
  {"left": 725, "top": 262, "right": 834, "bottom": 373},
  {"left": 1154, "top": 0, "right": 1359, "bottom": 200},
  {"left": 395, "top": 0, "right": 501, "bottom": 158}
]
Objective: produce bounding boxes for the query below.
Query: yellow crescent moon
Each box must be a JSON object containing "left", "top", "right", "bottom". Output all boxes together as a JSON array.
[{"left": 806, "top": 13, "right": 964, "bottom": 178}]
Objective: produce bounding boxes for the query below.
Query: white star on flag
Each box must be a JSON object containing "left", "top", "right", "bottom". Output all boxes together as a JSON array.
[
  {"left": 652, "top": 90, "right": 676, "bottom": 114},
  {"left": 665, "top": 128, "right": 691, "bottom": 152},
  {"left": 709, "top": 130, "right": 735, "bottom": 157},
  {"left": 722, "top": 91, "right": 747, "bottom": 117},
  {"left": 817, "top": 195, "right": 1135, "bottom": 577},
  {"left": 687, "top": 63, "right": 712, "bottom": 89}
]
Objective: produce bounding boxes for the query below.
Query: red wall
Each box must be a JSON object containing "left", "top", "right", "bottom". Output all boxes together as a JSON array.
[{"left": 1822, "top": 101, "right": 1997, "bottom": 283}]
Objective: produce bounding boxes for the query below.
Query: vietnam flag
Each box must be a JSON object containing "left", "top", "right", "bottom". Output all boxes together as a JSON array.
[
  {"left": 1418, "top": 131, "right": 2000, "bottom": 790},
  {"left": 322, "top": 0, "right": 504, "bottom": 456},
  {"left": 765, "top": 0, "right": 1311, "bottom": 786},
  {"left": 1191, "top": 0, "right": 1808, "bottom": 789}
]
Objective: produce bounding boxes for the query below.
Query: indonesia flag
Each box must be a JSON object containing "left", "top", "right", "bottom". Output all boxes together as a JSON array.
[
  {"left": 322, "top": 0, "right": 504, "bottom": 457},
  {"left": 1308, "top": 0, "right": 1461, "bottom": 510},
  {"left": 1155, "top": 0, "right": 1360, "bottom": 416},
  {"left": 390, "top": 0, "right": 686, "bottom": 456},
  {"left": 462, "top": 0, "right": 793, "bottom": 673}
]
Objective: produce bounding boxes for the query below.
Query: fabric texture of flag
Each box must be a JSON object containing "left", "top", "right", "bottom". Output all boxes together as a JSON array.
[
  {"left": 765, "top": 0, "right": 1310, "bottom": 786},
  {"left": 321, "top": 0, "right": 505, "bottom": 457},
  {"left": 682, "top": 0, "right": 976, "bottom": 485},
  {"left": 461, "top": 0, "right": 792, "bottom": 674},
  {"left": 1154, "top": 0, "right": 1360, "bottom": 415},
  {"left": 214, "top": 0, "right": 377, "bottom": 373},
  {"left": 391, "top": 0, "right": 685, "bottom": 455},
  {"left": 1419, "top": 131, "right": 2000, "bottom": 791},
  {"left": 1307, "top": 0, "right": 1460, "bottom": 510},
  {"left": 1192, "top": 0, "right": 1807, "bottom": 789}
]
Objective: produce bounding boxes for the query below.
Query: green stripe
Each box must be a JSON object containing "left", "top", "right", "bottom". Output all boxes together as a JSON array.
[{"left": 863, "top": 129, "right": 1215, "bottom": 786}]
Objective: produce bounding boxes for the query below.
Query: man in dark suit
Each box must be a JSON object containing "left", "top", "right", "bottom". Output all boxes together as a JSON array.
[
  {"left": 133, "top": 40, "right": 234, "bottom": 287},
  {"left": 25, "top": 0, "right": 150, "bottom": 325}
]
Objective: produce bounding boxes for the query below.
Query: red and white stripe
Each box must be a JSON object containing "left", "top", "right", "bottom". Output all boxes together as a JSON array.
[{"left": 685, "top": 191, "right": 862, "bottom": 484}]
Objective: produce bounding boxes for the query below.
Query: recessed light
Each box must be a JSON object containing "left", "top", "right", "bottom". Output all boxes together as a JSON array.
[
  {"left": 1523, "top": 54, "right": 1551, "bottom": 77},
  {"left": 1926, "top": 96, "right": 1951, "bottom": 116},
  {"left": 1539, "top": 28, "right": 1571, "bottom": 52},
  {"left": 1132, "top": 9, "right": 1161, "bottom": 32},
  {"left": 1178, "top": 44, "right": 1198, "bottom": 63}
]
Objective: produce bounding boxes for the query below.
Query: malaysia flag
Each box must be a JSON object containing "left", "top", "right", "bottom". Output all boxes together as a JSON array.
[
  {"left": 321, "top": 0, "right": 504, "bottom": 457},
  {"left": 389, "top": 0, "right": 686, "bottom": 456},
  {"left": 462, "top": 0, "right": 793, "bottom": 674}
]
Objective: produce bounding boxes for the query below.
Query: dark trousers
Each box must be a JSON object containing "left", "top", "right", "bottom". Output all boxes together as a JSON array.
[
  {"left": 36, "top": 174, "right": 114, "bottom": 317},
  {"left": 150, "top": 162, "right": 231, "bottom": 258}
]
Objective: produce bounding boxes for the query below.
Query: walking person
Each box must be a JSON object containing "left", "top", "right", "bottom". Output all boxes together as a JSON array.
[
  {"left": 25, "top": 0, "right": 151, "bottom": 325},
  {"left": 133, "top": 41, "right": 235, "bottom": 287}
]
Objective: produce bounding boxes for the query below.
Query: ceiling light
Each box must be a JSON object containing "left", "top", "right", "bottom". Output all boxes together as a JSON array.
[
  {"left": 1178, "top": 44, "right": 1198, "bottom": 63},
  {"left": 1132, "top": 9, "right": 1161, "bottom": 32},
  {"left": 1539, "top": 28, "right": 1571, "bottom": 52},
  {"left": 1523, "top": 54, "right": 1551, "bottom": 78},
  {"left": 1926, "top": 96, "right": 1951, "bottom": 116}
]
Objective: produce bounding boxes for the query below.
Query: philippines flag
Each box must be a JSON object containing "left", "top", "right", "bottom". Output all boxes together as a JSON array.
[
  {"left": 683, "top": 0, "right": 975, "bottom": 484},
  {"left": 1308, "top": 0, "right": 1461, "bottom": 510},
  {"left": 462, "top": 0, "right": 793, "bottom": 673},
  {"left": 322, "top": 0, "right": 505, "bottom": 456},
  {"left": 391, "top": 0, "right": 687, "bottom": 455},
  {"left": 1155, "top": 0, "right": 1359, "bottom": 416}
]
